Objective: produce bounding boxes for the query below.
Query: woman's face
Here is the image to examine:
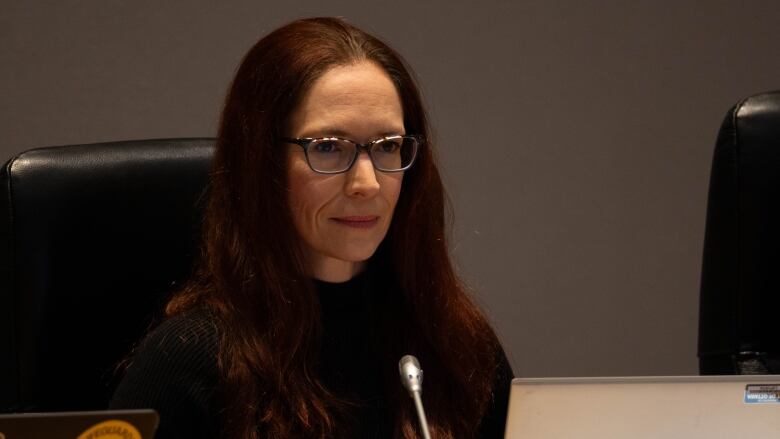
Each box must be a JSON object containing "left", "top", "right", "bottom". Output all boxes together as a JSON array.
[{"left": 286, "top": 61, "right": 405, "bottom": 282}]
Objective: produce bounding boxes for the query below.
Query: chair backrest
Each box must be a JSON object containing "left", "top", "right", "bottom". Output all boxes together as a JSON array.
[
  {"left": 699, "top": 91, "right": 780, "bottom": 374},
  {"left": 0, "top": 138, "right": 214, "bottom": 412}
]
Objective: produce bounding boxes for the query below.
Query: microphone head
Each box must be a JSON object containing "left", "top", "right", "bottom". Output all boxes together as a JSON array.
[{"left": 398, "top": 354, "right": 424, "bottom": 395}]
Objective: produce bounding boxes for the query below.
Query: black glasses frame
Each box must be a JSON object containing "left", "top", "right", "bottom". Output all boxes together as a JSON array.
[{"left": 283, "top": 135, "right": 422, "bottom": 174}]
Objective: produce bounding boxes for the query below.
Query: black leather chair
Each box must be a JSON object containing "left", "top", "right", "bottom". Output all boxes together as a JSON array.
[
  {"left": 699, "top": 91, "right": 780, "bottom": 374},
  {"left": 0, "top": 138, "right": 214, "bottom": 412}
]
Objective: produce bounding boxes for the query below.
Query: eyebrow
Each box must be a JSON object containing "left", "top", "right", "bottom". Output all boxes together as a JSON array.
[{"left": 299, "top": 128, "right": 405, "bottom": 138}]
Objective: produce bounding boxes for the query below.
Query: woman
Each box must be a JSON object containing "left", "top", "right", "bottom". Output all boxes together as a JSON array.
[{"left": 111, "top": 17, "right": 513, "bottom": 439}]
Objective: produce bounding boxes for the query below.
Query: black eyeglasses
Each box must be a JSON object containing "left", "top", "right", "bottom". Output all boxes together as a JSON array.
[{"left": 283, "top": 135, "right": 422, "bottom": 174}]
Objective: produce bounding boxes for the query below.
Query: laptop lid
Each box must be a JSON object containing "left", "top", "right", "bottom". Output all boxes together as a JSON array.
[
  {"left": 0, "top": 409, "right": 158, "bottom": 439},
  {"left": 505, "top": 375, "right": 780, "bottom": 438}
]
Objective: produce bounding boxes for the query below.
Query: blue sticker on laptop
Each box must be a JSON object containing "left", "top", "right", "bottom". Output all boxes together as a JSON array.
[{"left": 744, "top": 384, "right": 780, "bottom": 404}]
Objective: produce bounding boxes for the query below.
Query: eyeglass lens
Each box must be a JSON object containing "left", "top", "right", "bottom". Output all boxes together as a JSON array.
[{"left": 306, "top": 137, "right": 418, "bottom": 172}]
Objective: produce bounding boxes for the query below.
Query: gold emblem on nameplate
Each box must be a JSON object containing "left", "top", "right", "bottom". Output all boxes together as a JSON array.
[{"left": 77, "top": 419, "right": 142, "bottom": 439}]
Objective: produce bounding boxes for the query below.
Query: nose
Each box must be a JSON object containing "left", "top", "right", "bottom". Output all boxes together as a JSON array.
[{"left": 344, "top": 152, "right": 380, "bottom": 198}]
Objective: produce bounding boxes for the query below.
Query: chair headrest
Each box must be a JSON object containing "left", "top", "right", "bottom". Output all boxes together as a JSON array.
[
  {"left": 0, "top": 138, "right": 214, "bottom": 411},
  {"left": 699, "top": 91, "right": 780, "bottom": 373}
]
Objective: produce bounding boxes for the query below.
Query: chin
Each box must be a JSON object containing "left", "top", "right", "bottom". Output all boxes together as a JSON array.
[
  {"left": 336, "top": 250, "right": 377, "bottom": 263},
  {"left": 332, "top": 243, "right": 381, "bottom": 263}
]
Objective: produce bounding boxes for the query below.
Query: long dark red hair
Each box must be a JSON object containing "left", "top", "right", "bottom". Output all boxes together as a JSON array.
[{"left": 167, "top": 17, "right": 503, "bottom": 439}]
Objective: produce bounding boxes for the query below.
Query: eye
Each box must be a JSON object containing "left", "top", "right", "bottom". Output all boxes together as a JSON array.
[
  {"left": 313, "top": 140, "right": 341, "bottom": 153},
  {"left": 377, "top": 140, "right": 401, "bottom": 153}
]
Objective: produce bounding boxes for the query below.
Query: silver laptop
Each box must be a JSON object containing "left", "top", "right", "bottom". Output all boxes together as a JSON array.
[
  {"left": 505, "top": 376, "right": 780, "bottom": 438},
  {"left": 0, "top": 409, "right": 158, "bottom": 439}
]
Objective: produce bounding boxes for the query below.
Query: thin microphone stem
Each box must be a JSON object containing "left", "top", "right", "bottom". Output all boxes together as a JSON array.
[
  {"left": 412, "top": 390, "right": 432, "bottom": 439},
  {"left": 399, "top": 355, "right": 432, "bottom": 439}
]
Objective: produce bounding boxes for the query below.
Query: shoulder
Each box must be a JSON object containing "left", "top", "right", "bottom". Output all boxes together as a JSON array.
[
  {"left": 113, "top": 308, "right": 220, "bottom": 392},
  {"left": 110, "top": 308, "right": 220, "bottom": 438},
  {"left": 139, "top": 308, "right": 219, "bottom": 359},
  {"left": 126, "top": 308, "right": 219, "bottom": 377}
]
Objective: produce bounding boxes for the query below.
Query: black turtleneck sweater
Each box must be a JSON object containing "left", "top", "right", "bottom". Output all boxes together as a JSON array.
[{"left": 110, "top": 275, "right": 513, "bottom": 438}]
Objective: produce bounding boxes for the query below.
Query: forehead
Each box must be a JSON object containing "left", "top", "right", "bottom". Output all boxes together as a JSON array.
[{"left": 289, "top": 61, "right": 404, "bottom": 138}]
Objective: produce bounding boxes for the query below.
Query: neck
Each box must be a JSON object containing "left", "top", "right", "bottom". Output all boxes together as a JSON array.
[{"left": 310, "top": 256, "right": 366, "bottom": 283}]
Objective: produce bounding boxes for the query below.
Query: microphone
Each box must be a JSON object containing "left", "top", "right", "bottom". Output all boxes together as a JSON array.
[{"left": 398, "top": 355, "right": 432, "bottom": 439}]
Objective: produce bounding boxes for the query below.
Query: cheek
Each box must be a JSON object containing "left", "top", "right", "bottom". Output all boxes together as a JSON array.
[
  {"left": 286, "top": 158, "right": 320, "bottom": 236},
  {"left": 381, "top": 173, "right": 404, "bottom": 209},
  {"left": 287, "top": 157, "right": 339, "bottom": 236},
  {"left": 286, "top": 158, "right": 310, "bottom": 215}
]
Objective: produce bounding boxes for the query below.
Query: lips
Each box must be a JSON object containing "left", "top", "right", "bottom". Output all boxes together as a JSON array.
[{"left": 331, "top": 216, "right": 379, "bottom": 229}]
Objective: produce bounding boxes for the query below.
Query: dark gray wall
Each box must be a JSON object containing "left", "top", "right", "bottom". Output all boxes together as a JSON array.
[{"left": 4, "top": 0, "right": 780, "bottom": 377}]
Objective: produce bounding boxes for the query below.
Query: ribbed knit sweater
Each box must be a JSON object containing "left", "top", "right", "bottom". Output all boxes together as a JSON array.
[{"left": 110, "top": 274, "right": 512, "bottom": 438}]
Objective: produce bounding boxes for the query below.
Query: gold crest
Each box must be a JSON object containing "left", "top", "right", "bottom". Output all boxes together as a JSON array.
[{"left": 77, "top": 420, "right": 142, "bottom": 439}]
